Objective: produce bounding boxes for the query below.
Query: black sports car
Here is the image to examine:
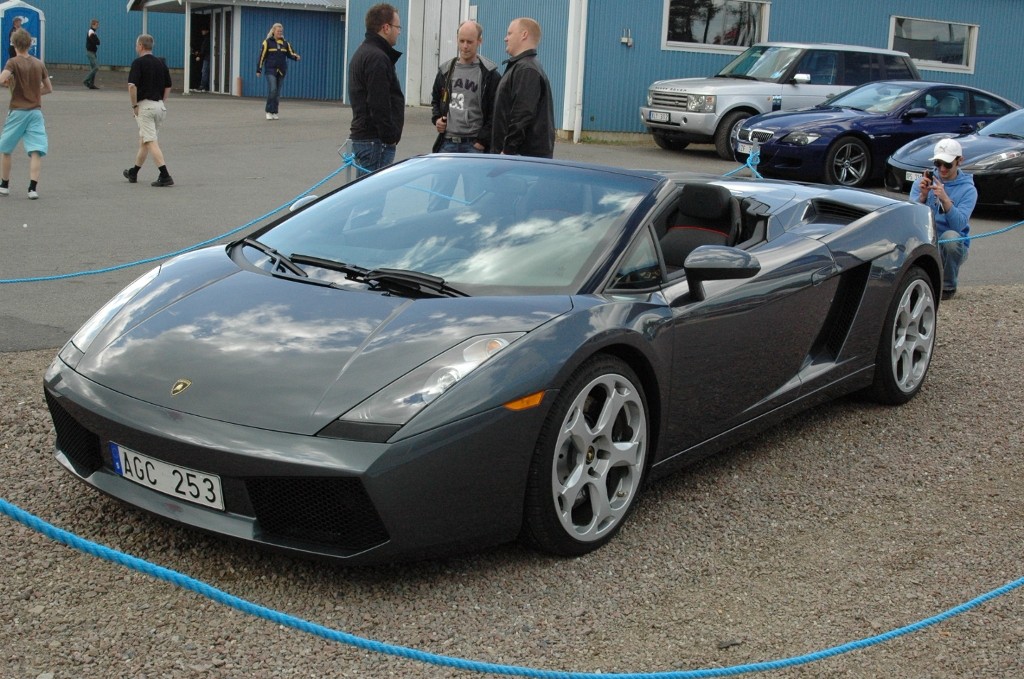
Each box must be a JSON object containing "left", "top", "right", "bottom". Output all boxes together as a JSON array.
[
  {"left": 886, "top": 108, "right": 1024, "bottom": 215},
  {"left": 45, "top": 155, "right": 942, "bottom": 564}
]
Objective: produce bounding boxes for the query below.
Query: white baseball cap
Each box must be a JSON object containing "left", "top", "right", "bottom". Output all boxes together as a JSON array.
[{"left": 930, "top": 138, "right": 963, "bottom": 164}]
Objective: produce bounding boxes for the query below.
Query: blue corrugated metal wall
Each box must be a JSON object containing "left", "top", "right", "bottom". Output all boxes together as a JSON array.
[
  {"left": 582, "top": 0, "right": 1024, "bottom": 134},
  {"left": 240, "top": 8, "right": 345, "bottom": 101},
  {"left": 27, "top": 0, "right": 184, "bottom": 69},
  {"left": 345, "top": 0, "right": 410, "bottom": 103}
]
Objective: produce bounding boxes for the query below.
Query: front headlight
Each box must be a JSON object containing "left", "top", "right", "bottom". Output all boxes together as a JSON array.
[
  {"left": 964, "top": 150, "right": 1023, "bottom": 170},
  {"left": 340, "top": 333, "right": 524, "bottom": 426},
  {"left": 780, "top": 131, "right": 821, "bottom": 146},
  {"left": 647, "top": 91, "right": 653, "bottom": 106},
  {"left": 70, "top": 266, "right": 161, "bottom": 353},
  {"left": 686, "top": 95, "right": 716, "bottom": 113}
]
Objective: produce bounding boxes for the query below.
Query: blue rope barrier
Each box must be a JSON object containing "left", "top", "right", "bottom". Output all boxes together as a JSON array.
[
  {"left": 722, "top": 146, "right": 762, "bottom": 179},
  {"left": 1, "top": 495, "right": 1020, "bottom": 678},
  {"left": 938, "top": 219, "right": 1023, "bottom": 243},
  {"left": 0, "top": 156, "right": 362, "bottom": 285}
]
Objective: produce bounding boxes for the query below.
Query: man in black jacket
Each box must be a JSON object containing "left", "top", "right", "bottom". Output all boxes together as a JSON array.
[
  {"left": 492, "top": 17, "right": 554, "bottom": 158},
  {"left": 348, "top": 3, "right": 404, "bottom": 176},
  {"left": 430, "top": 20, "right": 500, "bottom": 154}
]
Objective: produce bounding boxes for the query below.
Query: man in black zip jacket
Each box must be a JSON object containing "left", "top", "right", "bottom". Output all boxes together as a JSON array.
[
  {"left": 348, "top": 3, "right": 404, "bottom": 176},
  {"left": 492, "top": 17, "right": 554, "bottom": 158}
]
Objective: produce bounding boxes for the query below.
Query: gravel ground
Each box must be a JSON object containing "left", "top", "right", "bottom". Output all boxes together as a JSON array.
[{"left": 2, "top": 285, "right": 1023, "bottom": 678}]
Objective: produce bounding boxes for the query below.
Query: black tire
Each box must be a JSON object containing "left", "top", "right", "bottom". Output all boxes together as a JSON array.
[
  {"left": 652, "top": 130, "right": 689, "bottom": 152},
  {"left": 715, "top": 111, "right": 751, "bottom": 160},
  {"left": 868, "top": 267, "right": 936, "bottom": 405},
  {"left": 826, "top": 137, "right": 871, "bottom": 187},
  {"left": 522, "top": 356, "right": 649, "bottom": 556}
]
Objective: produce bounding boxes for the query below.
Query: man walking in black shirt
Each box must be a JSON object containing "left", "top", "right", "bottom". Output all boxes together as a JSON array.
[
  {"left": 84, "top": 19, "right": 100, "bottom": 89},
  {"left": 123, "top": 34, "right": 174, "bottom": 187}
]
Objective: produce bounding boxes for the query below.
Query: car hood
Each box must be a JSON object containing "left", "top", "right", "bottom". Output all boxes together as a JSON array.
[
  {"left": 892, "top": 132, "right": 1024, "bottom": 168},
  {"left": 650, "top": 76, "right": 784, "bottom": 95},
  {"left": 71, "top": 251, "right": 570, "bottom": 434},
  {"left": 745, "top": 106, "right": 864, "bottom": 132}
]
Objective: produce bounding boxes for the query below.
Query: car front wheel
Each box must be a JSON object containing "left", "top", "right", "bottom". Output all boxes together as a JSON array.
[
  {"left": 826, "top": 137, "right": 871, "bottom": 186},
  {"left": 522, "top": 356, "right": 649, "bottom": 556},
  {"left": 869, "top": 267, "right": 936, "bottom": 404},
  {"left": 715, "top": 111, "right": 751, "bottom": 160},
  {"left": 652, "top": 130, "right": 689, "bottom": 151}
]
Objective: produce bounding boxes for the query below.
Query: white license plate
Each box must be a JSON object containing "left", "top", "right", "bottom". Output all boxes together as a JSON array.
[
  {"left": 110, "top": 442, "right": 224, "bottom": 510},
  {"left": 905, "top": 171, "right": 923, "bottom": 183},
  {"left": 737, "top": 142, "right": 753, "bottom": 155},
  {"left": 648, "top": 110, "right": 670, "bottom": 123}
]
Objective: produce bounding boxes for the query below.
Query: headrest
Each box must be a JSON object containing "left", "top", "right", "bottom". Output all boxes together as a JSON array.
[{"left": 679, "top": 183, "right": 732, "bottom": 220}]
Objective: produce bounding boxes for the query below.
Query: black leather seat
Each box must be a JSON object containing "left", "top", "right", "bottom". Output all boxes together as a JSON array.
[{"left": 660, "top": 183, "right": 740, "bottom": 270}]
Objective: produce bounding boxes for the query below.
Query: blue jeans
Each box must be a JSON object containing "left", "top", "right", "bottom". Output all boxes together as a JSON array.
[
  {"left": 84, "top": 52, "right": 98, "bottom": 85},
  {"left": 438, "top": 139, "right": 484, "bottom": 154},
  {"left": 350, "top": 139, "right": 397, "bottom": 177},
  {"left": 200, "top": 59, "right": 210, "bottom": 91},
  {"left": 265, "top": 72, "right": 284, "bottom": 113},
  {"left": 939, "top": 229, "right": 969, "bottom": 292}
]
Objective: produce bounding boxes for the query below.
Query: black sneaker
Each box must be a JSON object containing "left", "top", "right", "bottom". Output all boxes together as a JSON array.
[
  {"left": 941, "top": 289, "right": 956, "bottom": 301},
  {"left": 151, "top": 175, "right": 174, "bottom": 187},
  {"left": 123, "top": 168, "right": 138, "bottom": 183}
]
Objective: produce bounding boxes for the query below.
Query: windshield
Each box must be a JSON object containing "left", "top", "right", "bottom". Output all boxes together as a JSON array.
[
  {"left": 980, "top": 109, "right": 1024, "bottom": 138},
  {"left": 718, "top": 45, "right": 804, "bottom": 82},
  {"left": 829, "top": 81, "right": 922, "bottom": 114},
  {"left": 255, "top": 156, "right": 654, "bottom": 295}
]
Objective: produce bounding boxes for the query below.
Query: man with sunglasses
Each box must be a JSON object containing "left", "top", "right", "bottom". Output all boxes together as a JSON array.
[{"left": 910, "top": 138, "right": 977, "bottom": 300}]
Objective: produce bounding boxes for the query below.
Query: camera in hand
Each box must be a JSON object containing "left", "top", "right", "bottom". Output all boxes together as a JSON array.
[{"left": 923, "top": 169, "right": 933, "bottom": 183}]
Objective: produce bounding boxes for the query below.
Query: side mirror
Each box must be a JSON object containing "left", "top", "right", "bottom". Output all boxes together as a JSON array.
[
  {"left": 903, "top": 107, "right": 928, "bottom": 120},
  {"left": 289, "top": 195, "right": 318, "bottom": 212},
  {"left": 683, "top": 246, "right": 760, "bottom": 302},
  {"left": 792, "top": 73, "right": 811, "bottom": 85}
]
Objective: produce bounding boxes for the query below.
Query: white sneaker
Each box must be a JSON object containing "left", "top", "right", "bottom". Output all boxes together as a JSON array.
[
  {"left": 272, "top": 113, "right": 279, "bottom": 120},
  {"left": 27, "top": 189, "right": 38, "bottom": 200},
  {"left": 266, "top": 112, "right": 273, "bottom": 120},
  {"left": 0, "top": 186, "right": 8, "bottom": 196}
]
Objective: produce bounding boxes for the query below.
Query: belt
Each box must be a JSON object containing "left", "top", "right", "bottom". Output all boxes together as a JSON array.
[{"left": 444, "top": 134, "right": 476, "bottom": 143}]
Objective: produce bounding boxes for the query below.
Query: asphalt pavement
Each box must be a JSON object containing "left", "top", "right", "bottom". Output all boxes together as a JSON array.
[{"left": 2, "top": 66, "right": 1022, "bottom": 352}]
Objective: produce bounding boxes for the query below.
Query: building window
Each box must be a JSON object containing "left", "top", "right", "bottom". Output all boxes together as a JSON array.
[
  {"left": 890, "top": 16, "right": 977, "bottom": 74},
  {"left": 662, "top": 0, "right": 770, "bottom": 52}
]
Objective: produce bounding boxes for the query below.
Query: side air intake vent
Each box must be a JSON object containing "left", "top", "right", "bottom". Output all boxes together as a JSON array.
[{"left": 806, "top": 199, "right": 869, "bottom": 226}]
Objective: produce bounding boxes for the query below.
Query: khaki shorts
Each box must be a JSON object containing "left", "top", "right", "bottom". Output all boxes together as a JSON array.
[{"left": 136, "top": 100, "right": 167, "bottom": 143}]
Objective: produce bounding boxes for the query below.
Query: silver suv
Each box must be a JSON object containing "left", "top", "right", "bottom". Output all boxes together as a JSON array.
[{"left": 640, "top": 42, "right": 921, "bottom": 160}]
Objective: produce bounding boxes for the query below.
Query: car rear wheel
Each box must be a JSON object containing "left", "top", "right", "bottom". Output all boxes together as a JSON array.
[
  {"left": 826, "top": 137, "right": 871, "bottom": 187},
  {"left": 652, "top": 130, "right": 689, "bottom": 151},
  {"left": 522, "top": 356, "right": 648, "bottom": 556},
  {"left": 868, "top": 267, "right": 936, "bottom": 404},
  {"left": 715, "top": 111, "right": 751, "bottom": 160}
]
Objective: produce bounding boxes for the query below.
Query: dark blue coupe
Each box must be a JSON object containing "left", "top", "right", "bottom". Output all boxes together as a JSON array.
[{"left": 734, "top": 80, "right": 1018, "bottom": 187}]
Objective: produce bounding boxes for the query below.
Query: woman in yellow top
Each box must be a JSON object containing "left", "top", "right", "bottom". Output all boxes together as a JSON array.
[{"left": 256, "top": 23, "right": 300, "bottom": 120}]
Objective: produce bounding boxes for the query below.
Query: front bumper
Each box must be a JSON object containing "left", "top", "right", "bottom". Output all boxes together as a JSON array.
[
  {"left": 734, "top": 141, "right": 829, "bottom": 182},
  {"left": 44, "top": 356, "right": 548, "bottom": 564},
  {"left": 639, "top": 106, "right": 717, "bottom": 142}
]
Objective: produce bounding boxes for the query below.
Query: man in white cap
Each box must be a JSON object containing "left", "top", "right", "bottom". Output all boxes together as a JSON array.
[{"left": 910, "top": 137, "right": 977, "bottom": 300}]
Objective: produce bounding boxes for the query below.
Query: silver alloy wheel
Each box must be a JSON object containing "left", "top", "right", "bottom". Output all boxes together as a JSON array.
[
  {"left": 890, "top": 277, "right": 936, "bottom": 394},
  {"left": 550, "top": 372, "right": 647, "bottom": 542},
  {"left": 829, "top": 139, "right": 869, "bottom": 186}
]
